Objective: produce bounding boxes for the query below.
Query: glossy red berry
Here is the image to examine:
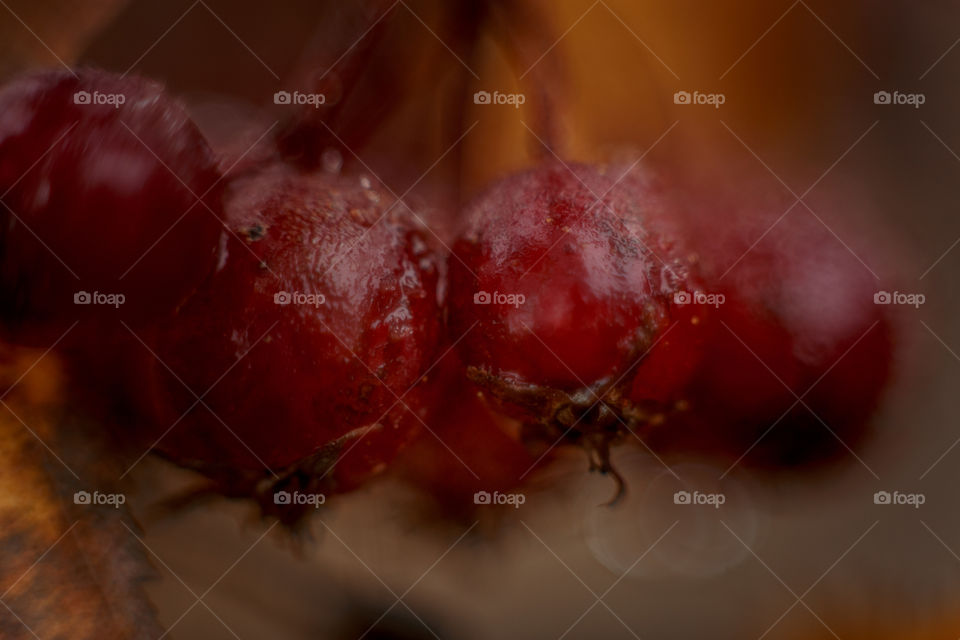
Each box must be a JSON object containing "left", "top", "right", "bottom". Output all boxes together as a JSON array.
[
  {"left": 447, "top": 163, "right": 701, "bottom": 484},
  {"left": 134, "top": 163, "right": 442, "bottom": 502},
  {"left": 0, "top": 69, "right": 223, "bottom": 343}
]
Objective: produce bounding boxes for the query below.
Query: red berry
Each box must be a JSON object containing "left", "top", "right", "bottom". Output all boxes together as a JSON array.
[
  {"left": 134, "top": 163, "right": 442, "bottom": 504},
  {"left": 0, "top": 69, "right": 223, "bottom": 343},
  {"left": 653, "top": 192, "right": 893, "bottom": 467},
  {"left": 447, "top": 163, "right": 700, "bottom": 486}
]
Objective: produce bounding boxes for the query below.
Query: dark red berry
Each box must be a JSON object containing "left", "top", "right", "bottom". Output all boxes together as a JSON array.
[
  {"left": 0, "top": 69, "right": 223, "bottom": 343},
  {"left": 447, "top": 163, "right": 700, "bottom": 486},
  {"left": 133, "top": 163, "right": 443, "bottom": 506},
  {"left": 648, "top": 190, "right": 893, "bottom": 468}
]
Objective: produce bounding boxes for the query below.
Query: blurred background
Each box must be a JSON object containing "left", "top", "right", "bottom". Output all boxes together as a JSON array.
[{"left": 1, "top": 0, "right": 959, "bottom": 637}]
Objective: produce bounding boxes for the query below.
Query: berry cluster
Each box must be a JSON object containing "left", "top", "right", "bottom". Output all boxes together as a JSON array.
[
  {"left": 0, "top": 68, "right": 894, "bottom": 521},
  {"left": 447, "top": 164, "right": 892, "bottom": 498}
]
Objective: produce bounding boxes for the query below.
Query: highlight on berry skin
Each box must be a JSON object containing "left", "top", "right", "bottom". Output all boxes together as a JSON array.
[{"left": 0, "top": 1, "right": 946, "bottom": 638}]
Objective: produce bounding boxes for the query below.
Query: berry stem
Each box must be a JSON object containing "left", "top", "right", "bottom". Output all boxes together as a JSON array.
[{"left": 488, "top": 0, "right": 568, "bottom": 158}]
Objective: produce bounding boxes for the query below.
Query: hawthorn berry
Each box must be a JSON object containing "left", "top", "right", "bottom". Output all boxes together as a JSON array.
[
  {"left": 0, "top": 68, "right": 223, "bottom": 343},
  {"left": 133, "top": 162, "right": 443, "bottom": 512},
  {"left": 645, "top": 191, "right": 894, "bottom": 468},
  {"left": 447, "top": 163, "right": 703, "bottom": 487}
]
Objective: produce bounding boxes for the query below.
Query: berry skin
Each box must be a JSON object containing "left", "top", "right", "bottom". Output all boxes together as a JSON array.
[
  {"left": 650, "top": 194, "right": 894, "bottom": 468},
  {"left": 0, "top": 69, "right": 223, "bottom": 343},
  {"left": 134, "top": 163, "right": 443, "bottom": 507},
  {"left": 447, "top": 163, "right": 701, "bottom": 483},
  {"left": 627, "top": 299, "right": 707, "bottom": 406}
]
